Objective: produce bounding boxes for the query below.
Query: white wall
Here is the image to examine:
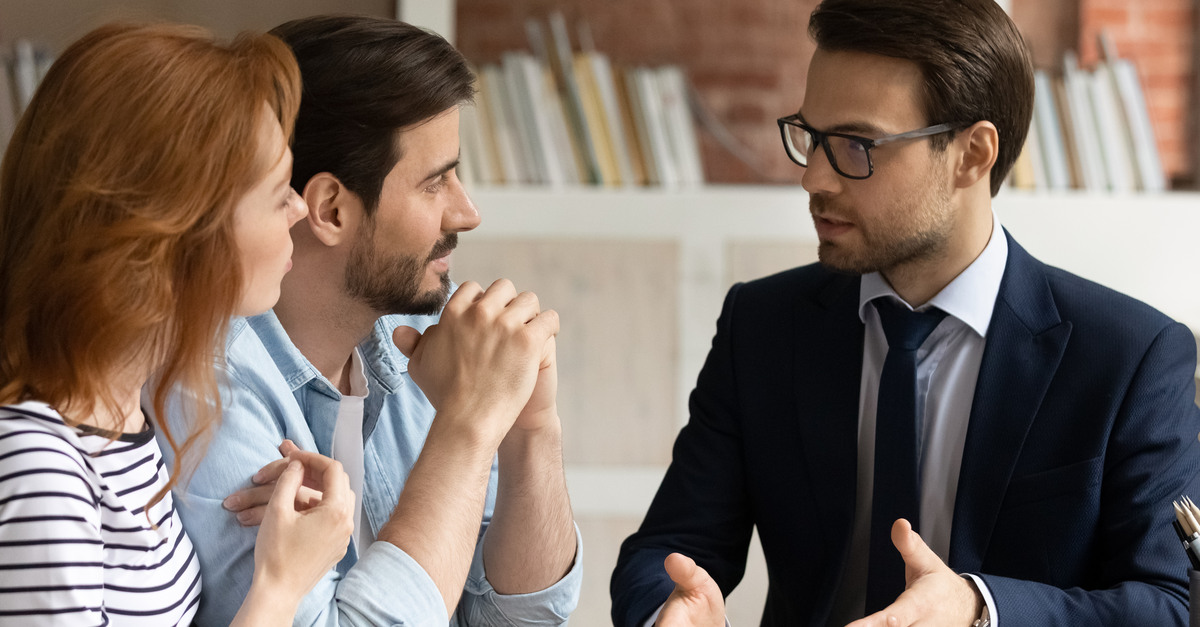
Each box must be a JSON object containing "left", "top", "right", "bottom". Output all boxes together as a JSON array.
[{"left": 396, "top": 0, "right": 456, "bottom": 42}]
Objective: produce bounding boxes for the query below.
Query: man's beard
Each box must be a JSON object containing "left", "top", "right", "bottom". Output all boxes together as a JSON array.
[
  {"left": 344, "top": 228, "right": 456, "bottom": 316},
  {"left": 811, "top": 172, "right": 953, "bottom": 276}
]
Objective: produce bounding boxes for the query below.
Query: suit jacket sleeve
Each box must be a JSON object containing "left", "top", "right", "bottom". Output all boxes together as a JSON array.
[
  {"left": 610, "top": 283, "right": 755, "bottom": 627},
  {"left": 977, "top": 320, "right": 1200, "bottom": 625}
]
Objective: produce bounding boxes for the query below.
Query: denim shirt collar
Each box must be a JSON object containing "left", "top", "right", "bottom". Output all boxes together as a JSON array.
[
  {"left": 361, "top": 315, "right": 411, "bottom": 394},
  {"left": 243, "top": 310, "right": 410, "bottom": 400}
]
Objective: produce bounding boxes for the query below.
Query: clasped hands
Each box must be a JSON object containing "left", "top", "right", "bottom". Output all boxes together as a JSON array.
[
  {"left": 392, "top": 278, "right": 561, "bottom": 440},
  {"left": 655, "top": 520, "right": 983, "bottom": 627},
  {"left": 224, "top": 278, "right": 560, "bottom": 523}
]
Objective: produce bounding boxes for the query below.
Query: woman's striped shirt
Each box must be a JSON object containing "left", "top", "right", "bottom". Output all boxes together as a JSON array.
[{"left": 0, "top": 401, "right": 200, "bottom": 625}]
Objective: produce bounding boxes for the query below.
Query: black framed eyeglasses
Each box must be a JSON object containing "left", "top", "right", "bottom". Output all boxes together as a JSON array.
[{"left": 777, "top": 113, "right": 961, "bottom": 180}]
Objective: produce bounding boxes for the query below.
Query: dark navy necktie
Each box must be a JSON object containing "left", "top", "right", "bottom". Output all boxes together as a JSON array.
[{"left": 865, "top": 297, "right": 947, "bottom": 614}]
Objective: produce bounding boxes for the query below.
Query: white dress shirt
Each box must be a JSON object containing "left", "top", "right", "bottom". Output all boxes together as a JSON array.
[{"left": 827, "top": 212, "right": 1007, "bottom": 626}]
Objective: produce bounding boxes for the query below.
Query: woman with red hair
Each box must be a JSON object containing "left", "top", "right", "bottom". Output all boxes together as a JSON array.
[{"left": 0, "top": 23, "right": 353, "bottom": 625}]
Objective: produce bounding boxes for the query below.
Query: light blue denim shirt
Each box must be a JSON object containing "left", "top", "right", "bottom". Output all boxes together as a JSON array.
[{"left": 159, "top": 309, "right": 582, "bottom": 626}]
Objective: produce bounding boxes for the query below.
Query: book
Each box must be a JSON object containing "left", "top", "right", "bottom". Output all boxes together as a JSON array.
[
  {"left": 573, "top": 53, "right": 620, "bottom": 185},
  {"left": 1051, "top": 75, "right": 1084, "bottom": 189},
  {"left": 501, "top": 52, "right": 548, "bottom": 184},
  {"left": 469, "top": 70, "right": 506, "bottom": 185},
  {"left": 526, "top": 19, "right": 585, "bottom": 184},
  {"left": 623, "top": 67, "right": 660, "bottom": 185},
  {"left": 1110, "top": 59, "right": 1166, "bottom": 192},
  {"left": 614, "top": 65, "right": 650, "bottom": 186},
  {"left": 479, "top": 64, "right": 526, "bottom": 184},
  {"left": 510, "top": 52, "right": 572, "bottom": 186},
  {"left": 585, "top": 52, "right": 637, "bottom": 187},
  {"left": 632, "top": 67, "right": 679, "bottom": 187},
  {"left": 1062, "top": 51, "right": 1106, "bottom": 191},
  {"left": 656, "top": 66, "right": 705, "bottom": 186},
  {"left": 548, "top": 12, "right": 602, "bottom": 184},
  {"left": 538, "top": 61, "right": 584, "bottom": 185},
  {"left": 1089, "top": 64, "right": 1136, "bottom": 193},
  {"left": 1032, "top": 70, "right": 1071, "bottom": 190}
]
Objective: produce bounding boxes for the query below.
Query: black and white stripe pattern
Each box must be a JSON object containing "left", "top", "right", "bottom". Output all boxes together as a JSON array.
[{"left": 0, "top": 401, "right": 200, "bottom": 625}]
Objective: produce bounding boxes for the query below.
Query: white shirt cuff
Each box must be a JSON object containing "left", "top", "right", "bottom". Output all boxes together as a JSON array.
[{"left": 964, "top": 573, "right": 998, "bottom": 626}]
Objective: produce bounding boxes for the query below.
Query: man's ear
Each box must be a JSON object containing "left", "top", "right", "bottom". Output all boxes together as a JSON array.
[
  {"left": 952, "top": 121, "right": 999, "bottom": 190},
  {"left": 301, "top": 173, "right": 359, "bottom": 247}
]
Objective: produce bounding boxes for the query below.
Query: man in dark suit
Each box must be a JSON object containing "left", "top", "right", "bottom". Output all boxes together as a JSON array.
[{"left": 611, "top": 0, "right": 1200, "bottom": 625}]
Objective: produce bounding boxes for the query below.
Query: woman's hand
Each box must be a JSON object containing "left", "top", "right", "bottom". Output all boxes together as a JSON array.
[{"left": 230, "top": 447, "right": 354, "bottom": 626}]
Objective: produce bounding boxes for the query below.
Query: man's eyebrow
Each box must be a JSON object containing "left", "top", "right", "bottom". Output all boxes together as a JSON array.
[
  {"left": 797, "top": 110, "right": 887, "bottom": 136},
  {"left": 419, "top": 157, "right": 460, "bottom": 184}
]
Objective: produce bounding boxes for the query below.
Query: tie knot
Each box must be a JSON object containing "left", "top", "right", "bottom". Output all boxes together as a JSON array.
[{"left": 873, "top": 298, "right": 947, "bottom": 351}]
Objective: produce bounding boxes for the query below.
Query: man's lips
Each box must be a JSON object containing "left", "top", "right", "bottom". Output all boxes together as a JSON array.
[
  {"left": 813, "top": 213, "right": 853, "bottom": 226},
  {"left": 813, "top": 214, "right": 855, "bottom": 239}
]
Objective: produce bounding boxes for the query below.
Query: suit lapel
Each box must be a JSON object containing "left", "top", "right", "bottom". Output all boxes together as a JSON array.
[
  {"left": 796, "top": 273, "right": 865, "bottom": 577},
  {"left": 949, "top": 233, "right": 1072, "bottom": 571}
]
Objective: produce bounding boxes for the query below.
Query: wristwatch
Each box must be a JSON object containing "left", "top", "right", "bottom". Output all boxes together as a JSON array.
[{"left": 972, "top": 605, "right": 990, "bottom": 627}]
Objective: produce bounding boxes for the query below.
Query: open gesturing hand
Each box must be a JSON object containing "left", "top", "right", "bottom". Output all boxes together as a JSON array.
[
  {"left": 656, "top": 553, "right": 726, "bottom": 627},
  {"left": 844, "top": 519, "right": 982, "bottom": 627}
]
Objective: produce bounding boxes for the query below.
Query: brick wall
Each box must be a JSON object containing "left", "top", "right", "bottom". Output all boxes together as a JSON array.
[
  {"left": 457, "top": 0, "right": 1195, "bottom": 187},
  {"left": 1076, "top": 0, "right": 1194, "bottom": 184}
]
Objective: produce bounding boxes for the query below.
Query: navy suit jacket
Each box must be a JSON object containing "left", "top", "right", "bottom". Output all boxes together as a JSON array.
[{"left": 612, "top": 232, "right": 1200, "bottom": 626}]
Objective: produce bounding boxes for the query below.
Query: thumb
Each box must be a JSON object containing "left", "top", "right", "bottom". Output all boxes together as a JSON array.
[
  {"left": 267, "top": 460, "right": 304, "bottom": 516},
  {"left": 392, "top": 325, "right": 421, "bottom": 358},
  {"left": 277, "top": 439, "right": 301, "bottom": 458},
  {"left": 891, "top": 518, "right": 940, "bottom": 579},
  {"left": 664, "top": 553, "right": 711, "bottom": 593}
]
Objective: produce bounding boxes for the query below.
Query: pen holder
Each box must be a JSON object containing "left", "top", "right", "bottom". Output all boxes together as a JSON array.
[{"left": 1191, "top": 570, "right": 1200, "bottom": 627}]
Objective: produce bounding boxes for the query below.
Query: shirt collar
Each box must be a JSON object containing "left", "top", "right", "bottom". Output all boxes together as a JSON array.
[
  {"left": 858, "top": 211, "right": 1008, "bottom": 338},
  {"left": 358, "top": 315, "right": 413, "bottom": 393},
  {"left": 243, "top": 285, "right": 450, "bottom": 397},
  {"left": 244, "top": 310, "right": 321, "bottom": 393},
  {"left": 244, "top": 309, "right": 407, "bottom": 396}
]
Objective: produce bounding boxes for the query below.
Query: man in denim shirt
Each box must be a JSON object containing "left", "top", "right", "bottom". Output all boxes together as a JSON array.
[{"left": 161, "top": 16, "right": 581, "bottom": 626}]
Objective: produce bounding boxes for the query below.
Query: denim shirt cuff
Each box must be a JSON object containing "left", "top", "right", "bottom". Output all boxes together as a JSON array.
[
  {"left": 320, "top": 540, "right": 447, "bottom": 624},
  {"left": 461, "top": 523, "right": 583, "bottom": 624}
]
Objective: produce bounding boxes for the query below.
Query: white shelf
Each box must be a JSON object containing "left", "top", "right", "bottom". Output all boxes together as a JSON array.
[{"left": 468, "top": 185, "right": 1200, "bottom": 332}]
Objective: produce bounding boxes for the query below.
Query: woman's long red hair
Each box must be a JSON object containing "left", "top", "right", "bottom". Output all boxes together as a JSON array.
[{"left": 0, "top": 23, "right": 301, "bottom": 506}]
